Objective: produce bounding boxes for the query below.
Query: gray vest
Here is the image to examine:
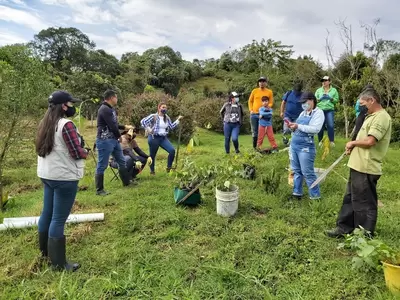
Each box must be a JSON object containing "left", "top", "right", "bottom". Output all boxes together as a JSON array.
[{"left": 37, "top": 118, "right": 85, "bottom": 181}]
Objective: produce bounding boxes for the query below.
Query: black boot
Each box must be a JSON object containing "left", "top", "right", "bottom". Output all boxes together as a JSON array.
[
  {"left": 48, "top": 236, "right": 80, "bottom": 272},
  {"left": 119, "top": 168, "right": 132, "bottom": 186},
  {"left": 95, "top": 174, "right": 109, "bottom": 196},
  {"left": 252, "top": 136, "right": 258, "bottom": 149},
  {"left": 39, "top": 231, "right": 48, "bottom": 257}
]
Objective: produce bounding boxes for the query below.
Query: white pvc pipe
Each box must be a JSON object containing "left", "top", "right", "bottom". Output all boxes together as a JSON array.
[{"left": 0, "top": 213, "right": 104, "bottom": 231}]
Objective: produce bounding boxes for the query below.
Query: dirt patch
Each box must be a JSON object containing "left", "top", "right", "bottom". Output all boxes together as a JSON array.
[
  {"left": 69, "top": 223, "right": 92, "bottom": 243},
  {"left": 13, "top": 183, "right": 41, "bottom": 194},
  {"left": 250, "top": 205, "right": 270, "bottom": 216},
  {"left": 71, "top": 200, "right": 85, "bottom": 213}
]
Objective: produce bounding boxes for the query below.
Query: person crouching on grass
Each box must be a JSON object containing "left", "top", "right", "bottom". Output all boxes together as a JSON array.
[
  {"left": 119, "top": 129, "right": 153, "bottom": 180},
  {"left": 141, "top": 102, "right": 182, "bottom": 175},
  {"left": 257, "top": 96, "right": 278, "bottom": 153},
  {"left": 35, "top": 91, "right": 87, "bottom": 272}
]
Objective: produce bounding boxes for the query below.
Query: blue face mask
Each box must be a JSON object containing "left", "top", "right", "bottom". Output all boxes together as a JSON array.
[
  {"left": 234, "top": 97, "right": 239, "bottom": 103},
  {"left": 302, "top": 103, "right": 310, "bottom": 111},
  {"left": 161, "top": 109, "right": 167, "bottom": 114}
]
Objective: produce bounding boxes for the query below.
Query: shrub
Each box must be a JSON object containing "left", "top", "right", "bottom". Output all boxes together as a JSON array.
[
  {"left": 118, "top": 91, "right": 195, "bottom": 143},
  {"left": 193, "top": 98, "right": 251, "bottom": 134}
]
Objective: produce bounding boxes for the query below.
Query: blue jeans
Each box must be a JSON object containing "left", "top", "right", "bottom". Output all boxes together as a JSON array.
[
  {"left": 148, "top": 136, "right": 175, "bottom": 172},
  {"left": 250, "top": 115, "right": 259, "bottom": 138},
  {"left": 38, "top": 179, "right": 78, "bottom": 238},
  {"left": 290, "top": 143, "right": 320, "bottom": 199},
  {"left": 223, "top": 122, "right": 240, "bottom": 153},
  {"left": 318, "top": 110, "right": 334, "bottom": 142},
  {"left": 95, "top": 138, "right": 126, "bottom": 175}
]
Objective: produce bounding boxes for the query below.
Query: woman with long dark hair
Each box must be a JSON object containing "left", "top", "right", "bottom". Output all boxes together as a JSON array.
[
  {"left": 140, "top": 102, "right": 182, "bottom": 175},
  {"left": 36, "top": 91, "right": 88, "bottom": 271}
]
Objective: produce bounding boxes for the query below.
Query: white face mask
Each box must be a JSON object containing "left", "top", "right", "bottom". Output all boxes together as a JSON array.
[{"left": 302, "top": 103, "right": 310, "bottom": 111}]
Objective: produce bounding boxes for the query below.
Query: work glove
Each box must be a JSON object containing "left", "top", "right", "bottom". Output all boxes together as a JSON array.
[
  {"left": 135, "top": 161, "right": 142, "bottom": 169},
  {"left": 147, "top": 157, "right": 153, "bottom": 165},
  {"left": 125, "top": 125, "right": 135, "bottom": 130}
]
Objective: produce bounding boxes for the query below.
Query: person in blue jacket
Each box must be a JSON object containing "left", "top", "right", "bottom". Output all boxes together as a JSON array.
[{"left": 287, "top": 92, "right": 325, "bottom": 200}]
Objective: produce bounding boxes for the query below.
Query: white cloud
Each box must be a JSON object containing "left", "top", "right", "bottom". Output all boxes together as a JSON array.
[
  {"left": 0, "top": 5, "right": 48, "bottom": 31},
  {"left": 0, "top": 30, "right": 26, "bottom": 46},
  {"left": 2, "top": 0, "right": 400, "bottom": 64}
]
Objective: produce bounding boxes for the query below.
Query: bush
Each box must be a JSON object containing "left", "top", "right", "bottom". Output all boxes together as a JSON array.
[
  {"left": 193, "top": 98, "right": 252, "bottom": 134},
  {"left": 118, "top": 91, "right": 195, "bottom": 143}
]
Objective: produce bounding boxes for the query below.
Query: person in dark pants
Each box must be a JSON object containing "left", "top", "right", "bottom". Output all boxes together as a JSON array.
[
  {"left": 326, "top": 88, "right": 392, "bottom": 238},
  {"left": 118, "top": 130, "right": 152, "bottom": 180},
  {"left": 95, "top": 89, "right": 135, "bottom": 195},
  {"left": 315, "top": 76, "right": 340, "bottom": 147},
  {"left": 220, "top": 91, "right": 244, "bottom": 154},
  {"left": 140, "top": 102, "right": 182, "bottom": 175},
  {"left": 35, "top": 91, "right": 88, "bottom": 271}
]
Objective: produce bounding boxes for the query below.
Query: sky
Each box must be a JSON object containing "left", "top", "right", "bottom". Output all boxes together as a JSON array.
[{"left": 0, "top": 0, "right": 399, "bottom": 65}]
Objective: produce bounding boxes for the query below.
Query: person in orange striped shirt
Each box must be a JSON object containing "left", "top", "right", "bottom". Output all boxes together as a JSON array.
[{"left": 248, "top": 76, "right": 274, "bottom": 148}]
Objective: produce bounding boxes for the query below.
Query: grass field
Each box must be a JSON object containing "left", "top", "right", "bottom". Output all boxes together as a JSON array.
[{"left": 1, "top": 124, "right": 400, "bottom": 300}]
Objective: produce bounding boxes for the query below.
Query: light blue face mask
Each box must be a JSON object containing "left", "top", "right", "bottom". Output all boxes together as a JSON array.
[
  {"left": 302, "top": 103, "right": 310, "bottom": 111},
  {"left": 234, "top": 97, "right": 239, "bottom": 103}
]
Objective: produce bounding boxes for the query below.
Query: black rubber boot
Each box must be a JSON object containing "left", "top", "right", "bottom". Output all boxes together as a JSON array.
[
  {"left": 119, "top": 168, "right": 132, "bottom": 186},
  {"left": 252, "top": 136, "right": 258, "bottom": 149},
  {"left": 48, "top": 236, "right": 80, "bottom": 272},
  {"left": 95, "top": 174, "right": 109, "bottom": 196},
  {"left": 39, "top": 231, "right": 48, "bottom": 257}
]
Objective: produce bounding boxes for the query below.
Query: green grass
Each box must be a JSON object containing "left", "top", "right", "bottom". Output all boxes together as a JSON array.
[{"left": 1, "top": 126, "right": 400, "bottom": 299}]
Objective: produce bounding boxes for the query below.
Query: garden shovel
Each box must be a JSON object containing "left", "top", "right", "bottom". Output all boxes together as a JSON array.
[
  {"left": 310, "top": 152, "right": 346, "bottom": 189},
  {"left": 173, "top": 123, "right": 183, "bottom": 170}
]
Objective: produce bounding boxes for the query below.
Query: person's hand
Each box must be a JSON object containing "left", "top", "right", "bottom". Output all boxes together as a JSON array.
[
  {"left": 288, "top": 122, "right": 298, "bottom": 130},
  {"left": 250, "top": 110, "right": 254, "bottom": 114},
  {"left": 259, "top": 115, "right": 262, "bottom": 119},
  {"left": 178, "top": 115, "right": 183, "bottom": 121},
  {"left": 345, "top": 141, "right": 355, "bottom": 155},
  {"left": 147, "top": 157, "right": 153, "bottom": 165},
  {"left": 135, "top": 161, "right": 142, "bottom": 169},
  {"left": 280, "top": 112, "right": 284, "bottom": 118},
  {"left": 125, "top": 125, "right": 134, "bottom": 130}
]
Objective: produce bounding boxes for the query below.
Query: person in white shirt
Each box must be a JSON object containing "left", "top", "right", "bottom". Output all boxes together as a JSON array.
[{"left": 140, "top": 102, "right": 182, "bottom": 175}]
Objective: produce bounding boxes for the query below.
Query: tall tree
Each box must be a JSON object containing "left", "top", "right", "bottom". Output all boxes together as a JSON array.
[
  {"left": 0, "top": 45, "right": 53, "bottom": 209},
  {"left": 30, "top": 27, "right": 95, "bottom": 73}
]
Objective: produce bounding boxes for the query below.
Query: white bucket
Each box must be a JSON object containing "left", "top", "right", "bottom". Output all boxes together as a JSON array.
[{"left": 216, "top": 185, "right": 239, "bottom": 217}]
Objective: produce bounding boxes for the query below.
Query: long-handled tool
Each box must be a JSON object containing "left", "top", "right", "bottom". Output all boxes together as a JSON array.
[
  {"left": 310, "top": 151, "right": 347, "bottom": 189},
  {"left": 173, "top": 123, "right": 183, "bottom": 170}
]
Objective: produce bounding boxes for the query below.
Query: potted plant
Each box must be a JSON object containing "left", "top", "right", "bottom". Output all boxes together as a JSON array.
[
  {"left": 209, "top": 161, "right": 241, "bottom": 217},
  {"left": 338, "top": 227, "right": 400, "bottom": 295},
  {"left": 172, "top": 158, "right": 214, "bottom": 206}
]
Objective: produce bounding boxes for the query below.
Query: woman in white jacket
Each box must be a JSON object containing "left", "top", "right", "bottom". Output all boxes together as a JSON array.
[{"left": 35, "top": 91, "right": 88, "bottom": 271}]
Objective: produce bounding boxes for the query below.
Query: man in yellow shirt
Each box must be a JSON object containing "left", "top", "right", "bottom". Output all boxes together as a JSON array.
[
  {"left": 326, "top": 88, "right": 392, "bottom": 238},
  {"left": 248, "top": 76, "right": 274, "bottom": 148}
]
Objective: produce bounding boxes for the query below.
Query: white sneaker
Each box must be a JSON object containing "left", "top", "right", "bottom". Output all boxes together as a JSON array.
[{"left": 330, "top": 142, "right": 335, "bottom": 148}]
